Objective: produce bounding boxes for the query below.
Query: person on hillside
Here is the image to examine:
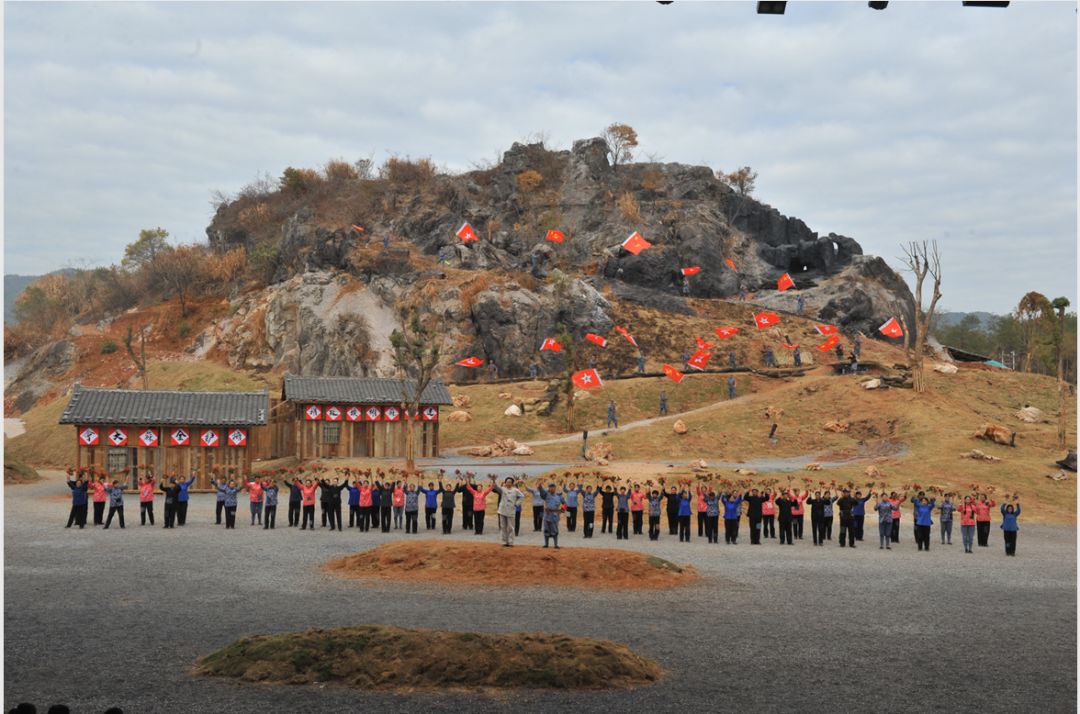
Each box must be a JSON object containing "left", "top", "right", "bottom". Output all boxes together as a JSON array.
[
  {"left": 403, "top": 482, "right": 420, "bottom": 534},
  {"left": 958, "top": 495, "right": 977, "bottom": 553},
  {"left": 1000, "top": 501, "right": 1021, "bottom": 556},
  {"left": 808, "top": 490, "right": 826, "bottom": 546},
  {"left": 822, "top": 491, "right": 837, "bottom": 542},
  {"left": 682, "top": 277, "right": 690, "bottom": 296},
  {"left": 263, "top": 480, "right": 279, "bottom": 529},
  {"left": 729, "top": 350, "right": 737, "bottom": 369},
  {"left": 297, "top": 478, "right": 318, "bottom": 531},
  {"left": 491, "top": 476, "right": 525, "bottom": 547},
  {"left": 836, "top": 489, "right": 857, "bottom": 548},
  {"left": 419, "top": 482, "right": 439, "bottom": 531},
  {"left": 529, "top": 362, "right": 539, "bottom": 380},
  {"left": 791, "top": 490, "right": 808, "bottom": 540},
  {"left": 607, "top": 400, "right": 618, "bottom": 429},
  {"left": 392, "top": 481, "right": 405, "bottom": 530},
  {"left": 318, "top": 477, "right": 347, "bottom": 531},
  {"left": 65, "top": 475, "right": 89, "bottom": 529},
  {"left": 852, "top": 490, "right": 871, "bottom": 541},
  {"left": 539, "top": 481, "right": 567, "bottom": 548},
  {"left": 835, "top": 343, "right": 845, "bottom": 363},
  {"left": 665, "top": 486, "right": 681, "bottom": 536},
  {"left": 581, "top": 485, "right": 598, "bottom": 538},
  {"left": 722, "top": 491, "right": 745, "bottom": 544},
  {"left": 599, "top": 484, "right": 616, "bottom": 535},
  {"left": 466, "top": 480, "right": 493, "bottom": 535},
  {"left": 629, "top": 485, "right": 646, "bottom": 535},
  {"left": 677, "top": 489, "right": 693, "bottom": 543},
  {"left": 796, "top": 294, "right": 805, "bottom": 316},
  {"left": 615, "top": 486, "right": 631, "bottom": 540},
  {"left": 562, "top": 482, "right": 581, "bottom": 532},
  {"left": 214, "top": 479, "right": 241, "bottom": 530},
  {"left": 244, "top": 478, "right": 264, "bottom": 527},
  {"left": 696, "top": 487, "right": 708, "bottom": 538},
  {"left": 703, "top": 488, "right": 720, "bottom": 544},
  {"left": 938, "top": 494, "right": 956, "bottom": 545},
  {"left": 975, "top": 493, "right": 997, "bottom": 547},
  {"left": 849, "top": 353, "right": 859, "bottom": 375},
  {"left": 682, "top": 352, "right": 691, "bottom": 368},
  {"left": 853, "top": 334, "right": 862, "bottom": 358},
  {"left": 763, "top": 349, "right": 777, "bottom": 369},
  {"left": 647, "top": 489, "right": 664, "bottom": 541},
  {"left": 581, "top": 430, "right": 589, "bottom": 461},
  {"left": 775, "top": 491, "right": 797, "bottom": 545},
  {"left": 659, "top": 390, "right": 668, "bottom": 416},
  {"left": 727, "top": 376, "right": 737, "bottom": 400},
  {"left": 160, "top": 478, "right": 180, "bottom": 529},
  {"left": 346, "top": 479, "right": 362, "bottom": 528},
  {"left": 102, "top": 479, "right": 125, "bottom": 529},
  {"left": 637, "top": 354, "right": 646, "bottom": 374},
  {"left": 888, "top": 492, "right": 902, "bottom": 543},
  {"left": 138, "top": 474, "right": 155, "bottom": 526},
  {"left": 874, "top": 492, "right": 895, "bottom": 550},
  {"left": 760, "top": 489, "right": 777, "bottom": 540},
  {"left": 743, "top": 488, "right": 767, "bottom": 545},
  {"left": 793, "top": 346, "right": 803, "bottom": 367},
  {"left": 176, "top": 473, "right": 196, "bottom": 526},
  {"left": 912, "top": 494, "right": 937, "bottom": 551},
  {"left": 90, "top": 476, "right": 108, "bottom": 526},
  {"left": 285, "top": 478, "right": 302, "bottom": 527},
  {"left": 487, "top": 360, "right": 498, "bottom": 381}
]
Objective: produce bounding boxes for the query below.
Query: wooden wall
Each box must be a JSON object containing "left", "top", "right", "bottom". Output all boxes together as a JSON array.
[{"left": 270, "top": 403, "right": 440, "bottom": 461}]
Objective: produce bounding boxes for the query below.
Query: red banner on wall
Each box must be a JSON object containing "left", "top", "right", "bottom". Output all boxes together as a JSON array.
[
  {"left": 200, "top": 429, "right": 221, "bottom": 447},
  {"left": 78, "top": 426, "right": 100, "bottom": 446},
  {"left": 324, "top": 406, "right": 343, "bottom": 421},
  {"left": 227, "top": 428, "right": 247, "bottom": 447},
  {"left": 345, "top": 406, "right": 363, "bottom": 422},
  {"left": 304, "top": 405, "right": 322, "bottom": 421},
  {"left": 107, "top": 428, "right": 129, "bottom": 447},
  {"left": 138, "top": 428, "right": 159, "bottom": 447}
]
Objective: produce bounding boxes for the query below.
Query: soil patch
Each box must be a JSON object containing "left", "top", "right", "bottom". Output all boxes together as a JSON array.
[
  {"left": 194, "top": 625, "right": 663, "bottom": 691},
  {"left": 325, "top": 540, "right": 699, "bottom": 590}
]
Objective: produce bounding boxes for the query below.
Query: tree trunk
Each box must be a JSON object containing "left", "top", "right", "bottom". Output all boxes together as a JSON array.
[
  {"left": 404, "top": 401, "right": 416, "bottom": 473},
  {"left": 1058, "top": 310, "right": 1068, "bottom": 450}
]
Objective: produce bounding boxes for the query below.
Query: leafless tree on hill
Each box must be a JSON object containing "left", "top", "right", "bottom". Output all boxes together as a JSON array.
[
  {"left": 389, "top": 307, "right": 442, "bottom": 473},
  {"left": 899, "top": 240, "right": 943, "bottom": 394}
]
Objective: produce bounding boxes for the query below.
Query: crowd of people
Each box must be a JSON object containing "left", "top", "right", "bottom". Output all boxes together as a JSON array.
[{"left": 62, "top": 471, "right": 1024, "bottom": 556}]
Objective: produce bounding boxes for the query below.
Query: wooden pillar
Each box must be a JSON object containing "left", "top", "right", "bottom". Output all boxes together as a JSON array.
[
  {"left": 433, "top": 421, "right": 440, "bottom": 457},
  {"left": 293, "top": 404, "right": 301, "bottom": 462},
  {"left": 75, "top": 430, "right": 81, "bottom": 472}
]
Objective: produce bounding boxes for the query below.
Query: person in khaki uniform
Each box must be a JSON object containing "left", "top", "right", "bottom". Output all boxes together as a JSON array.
[{"left": 491, "top": 476, "right": 525, "bottom": 547}]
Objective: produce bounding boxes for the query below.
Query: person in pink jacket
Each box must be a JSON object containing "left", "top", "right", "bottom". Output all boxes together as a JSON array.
[
  {"left": 466, "top": 482, "right": 493, "bottom": 535},
  {"left": 791, "top": 490, "right": 807, "bottom": 540},
  {"left": 138, "top": 474, "right": 156, "bottom": 526},
  {"left": 696, "top": 488, "right": 708, "bottom": 538},
  {"left": 974, "top": 493, "right": 997, "bottom": 547},
  {"left": 392, "top": 483, "right": 406, "bottom": 530},
  {"left": 90, "top": 476, "right": 108, "bottom": 526},
  {"left": 761, "top": 489, "right": 777, "bottom": 539},
  {"left": 244, "top": 479, "right": 264, "bottom": 526},
  {"left": 358, "top": 482, "right": 374, "bottom": 532},
  {"left": 629, "top": 486, "right": 647, "bottom": 535},
  {"left": 297, "top": 479, "right": 318, "bottom": 530}
]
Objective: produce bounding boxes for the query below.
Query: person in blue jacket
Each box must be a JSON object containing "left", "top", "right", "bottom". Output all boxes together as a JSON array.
[
  {"left": 263, "top": 480, "right": 279, "bottom": 530},
  {"left": 175, "top": 473, "right": 196, "bottom": 526},
  {"left": 285, "top": 479, "right": 302, "bottom": 527},
  {"left": 1000, "top": 502, "right": 1021, "bottom": 556},
  {"left": 852, "top": 491, "right": 872, "bottom": 541},
  {"left": 677, "top": 490, "right": 693, "bottom": 542},
  {"left": 562, "top": 483, "right": 581, "bottom": 532},
  {"left": 938, "top": 495, "right": 956, "bottom": 546},
  {"left": 214, "top": 479, "right": 241, "bottom": 529},
  {"left": 66, "top": 475, "right": 89, "bottom": 529},
  {"left": 103, "top": 479, "right": 126, "bottom": 529},
  {"left": 419, "top": 482, "right": 440, "bottom": 530},
  {"left": 215, "top": 478, "right": 227, "bottom": 525},
  {"left": 913, "top": 495, "right": 937, "bottom": 551},
  {"left": 346, "top": 480, "right": 362, "bottom": 528},
  {"left": 721, "top": 491, "right": 745, "bottom": 544}
]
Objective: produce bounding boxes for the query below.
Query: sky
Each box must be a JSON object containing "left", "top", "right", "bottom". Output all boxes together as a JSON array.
[{"left": 3, "top": 1, "right": 1076, "bottom": 314}]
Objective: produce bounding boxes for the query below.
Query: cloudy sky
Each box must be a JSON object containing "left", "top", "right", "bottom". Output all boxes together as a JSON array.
[{"left": 4, "top": 1, "right": 1076, "bottom": 313}]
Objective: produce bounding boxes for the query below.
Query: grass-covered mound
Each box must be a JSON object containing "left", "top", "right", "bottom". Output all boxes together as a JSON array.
[
  {"left": 195, "top": 625, "right": 663, "bottom": 691},
  {"left": 4, "top": 457, "right": 40, "bottom": 484},
  {"left": 325, "top": 540, "right": 698, "bottom": 590}
]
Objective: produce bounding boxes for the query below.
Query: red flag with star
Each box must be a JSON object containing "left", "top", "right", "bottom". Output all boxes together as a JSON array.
[
  {"left": 540, "top": 337, "right": 563, "bottom": 353},
  {"left": 777, "top": 273, "right": 796, "bottom": 292},
  {"left": 815, "top": 324, "right": 839, "bottom": 336},
  {"left": 879, "top": 317, "right": 904, "bottom": 338},
  {"left": 681, "top": 266, "right": 701, "bottom": 276},
  {"left": 572, "top": 368, "right": 603, "bottom": 390},
  {"left": 456, "top": 356, "right": 484, "bottom": 367},
  {"left": 782, "top": 343, "right": 800, "bottom": 349},
  {"left": 754, "top": 312, "right": 781, "bottom": 330},
  {"left": 662, "top": 364, "right": 684, "bottom": 383},
  {"left": 695, "top": 336, "right": 716, "bottom": 350},
  {"left": 621, "top": 231, "right": 652, "bottom": 256},
  {"left": 456, "top": 222, "right": 479, "bottom": 242},
  {"left": 714, "top": 326, "right": 740, "bottom": 339},
  {"left": 614, "top": 326, "right": 638, "bottom": 348},
  {"left": 687, "top": 350, "right": 712, "bottom": 371},
  {"left": 585, "top": 333, "right": 608, "bottom": 348},
  {"left": 545, "top": 229, "right": 565, "bottom": 243},
  {"left": 817, "top": 334, "right": 841, "bottom": 352},
  {"left": 350, "top": 224, "right": 365, "bottom": 233},
  {"left": 724, "top": 258, "right": 737, "bottom": 272}
]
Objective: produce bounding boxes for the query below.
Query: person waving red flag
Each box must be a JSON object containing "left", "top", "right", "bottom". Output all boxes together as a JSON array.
[
  {"left": 545, "top": 229, "right": 565, "bottom": 243},
  {"left": 572, "top": 368, "right": 603, "bottom": 390},
  {"left": 815, "top": 324, "right": 839, "bottom": 336},
  {"left": 817, "top": 334, "right": 841, "bottom": 352},
  {"left": 754, "top": 312, "right": 781, "bottom": 329},
  {"left": 687, "top": 350, "right": 711, "bottom": 371},
  {"left": 662, "top": 364, "right": 684, "bottom": 383},
  {"left": 456, "top": 222, "right": 479, "bottom": 242},
  {"left": 681, "top": 266, "right": 701, "bottom": 276},
  {"left": 622, "top": 231, "right": 652, "bottom": 256},
  {"left": 777, "top": 273, "right": 796, "bottom": 291},
  {"left": 614, "top": 326, "right": 638, "bottom": 348},
  {"left": 714, "top": 326, "right": 740, "bottom": 339},
  {"left": 585, "top": 333, "right": 608, "bottom": 348},
  {"left": 540, "top": 337, "right": 563, "bottom": 352},
  {"left": 879, "top": 318, "right": 904, "bottom": 338},
  {"left": 456, "top": 356, "right": 484, "bottom": 367}
]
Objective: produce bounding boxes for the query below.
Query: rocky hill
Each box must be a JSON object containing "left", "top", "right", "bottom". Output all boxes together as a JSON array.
[{"left": 5, "top": 136, "right": 916, "bottom": 414}]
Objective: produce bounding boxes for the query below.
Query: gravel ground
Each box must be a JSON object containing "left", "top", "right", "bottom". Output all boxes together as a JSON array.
[{"left": 6, "top": 473, "right": 1076, "bottom": 714}]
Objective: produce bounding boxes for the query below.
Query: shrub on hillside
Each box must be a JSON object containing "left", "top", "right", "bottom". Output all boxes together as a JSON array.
[
  {"left": 516, "top": 170, "right": 543, "bottom": 193},
  {"left": 279, "top": 167, "right": 321, "bottom": 196},
  {"left": 618, "top": 192, "right": 642, "bottom": 223},
  {"left": 101, "top": 339, "right": 118, "bottom": 354},
  {"left": 380, "top": 156, "right": 437, "bottom": 185},
  {"left": 323, "top": 158, "right": 359, "bottom": 184}
]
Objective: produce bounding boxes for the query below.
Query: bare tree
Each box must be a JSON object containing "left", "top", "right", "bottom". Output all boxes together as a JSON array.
[
  {"left": 1016, "top": 291, "right": 1054, "bottom": 372},
  {"left": 717, "top": 166, "right": 758, "bottom": 224},
  {"left": 1052, "top": 297, "right": 1071, "bottom": 449},
  {"left": 389, "top": 309, "right": 442, "bottom": 473},
  {"left": 601, "top": 123, "right": 638, "bottom": 171},
  {"left": 124, "top": 325, "right": 149, "bottom": 390},
  {"left": 899, "top": 241, "right": 943, "bottom": 393},
  {"left": 156, "top": 245, "right": 206, "bottom": 318}
]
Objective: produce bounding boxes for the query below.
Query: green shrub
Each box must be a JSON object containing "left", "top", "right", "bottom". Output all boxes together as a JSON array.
[
  {"left": 178, "top": 322, "right": 191, "bottom": 338},
  {"left": 101, "top": 339, "right": 118, "bottom": 354}
]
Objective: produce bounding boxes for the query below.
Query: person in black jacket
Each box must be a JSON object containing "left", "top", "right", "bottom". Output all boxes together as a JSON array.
[
  {"left": 160, "top": 478, "right": 180, "bottom": 529},
  {"left": 65, "top": 476, "right": 89, "bottom": 528},
  {"left": 318, "top": 478, "right": 347, "bottom": 531},
  {"left": 775, "top": 491, "right": 797, "bottom": 545},
  {"left": 438, "top": 481, "right": 463, "bottom": 534},
  {"left": 285, "top": 479, "right": 302, "bottom": 527},
  {"left": 599, "top": 485, "right": 616, "bottom": 534},
  {"left": 374, "top": 481, "right": 394, "bottom": 532},
  {"left": 460, "top": 476, "right": 474, "bottom": 531},
  {"left": 665, "top": 486, "right": 680, "bottom": 535},
  {"left": 743, "top": 489, "right": 767, "bottom": 545},
  {"left": 368, "top": 485, "right": 381, "bottom": 531},
  {"left": 836, "top": 489, "right": 857, "bottom": 548},
  {"left": 807, "top": 491, "right": 826, "bottom": 546}
]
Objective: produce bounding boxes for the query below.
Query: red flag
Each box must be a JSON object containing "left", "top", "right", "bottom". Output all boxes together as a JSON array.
[
  {"left": 687, "top": 350, "right": 712, "bottom": 371},
  {"left": 622, "top": 231, "right": 652, "bottom": 256},
  {"left": 572, "top": 368, "right": 603, "bottom": 390},
  {"left": 614, "top": 326, "right": 638, "bottom": 348},
  {"left": 662, "top": 364, "right": 684, "bottom": 383},
  {"left": 777, "top": 273, "right": 796, "bottom": 292},
  {"left": 107, "top": 427, "right": 129, "bottom": 447},
  {"left": 714, "top": 326, "right": 740, "bottom": 339},
  {"left": 540, "top": 337, "right": 563, "bottom": 353},
  {"left": 815, "top": 324, "right": 839, "bottom": 336},
  {"left": 724, "top": 258, "right": 737, "bottom": 272},
  {"left": 695, "top": 336, "right": 715, "bottom": 350},
  {"left": 585, "top": 333, "right": 608, "bottom": 348},
  {"left": 304, "top": 404, "right": 322, "bottom": 421},
  {"left": 754, "top": 312, "right": 781, "bottom": 330},
  {"left": 169, "top": 427, "right": 190, "bottom": 446},
  {"left": 817, "top": 334, "right": 841, "bottom": 352},
  {"left": 782, "top": 343, "right": 800, "bottom": 350},
  {"left": 78, "top": 426, "right": 99, "bottom": 446},
  {"left": 138, "top": 428, "right": 159, "bottom": 448},
  {"left": 879, "top": 317, "right": 904, "bottom": 338},
  {"left": 200, "top": 429, "right": 221, "bottom": 448},
  {"left": 456, "top": 356, "right": 484, "bottom": 367},
  {"left": 545, "top": 229, "right": 565, "bottom": 243},
  {"left": 456, "top": 222, "right": 479, "bottom": 242},
  {"left": 681, "top": 266, "right": 701, "bottom": 277},
  {"left": 350, "top": 224, "right": 365, "bottom": 233},
  {"left": 227, "top": 428, "right": 247, "bottom": 447}
]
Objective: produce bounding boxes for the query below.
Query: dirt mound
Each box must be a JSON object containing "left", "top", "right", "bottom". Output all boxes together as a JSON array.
[
  {"left": 4, "top": 458, "right": 40, "bottom": 484},
  {"left": 325, "top": 540, "right": 698, "bottom": 590},
  {"left": 195, "top": 625, "right": 663, "bottom": 691}
]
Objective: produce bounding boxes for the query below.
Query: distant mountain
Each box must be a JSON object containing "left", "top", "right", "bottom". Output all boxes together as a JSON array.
[
  {"left": 935, "top": 311, "right": 1000, "bottom": 331},
  {"left": 4, "top": 270, "right": 76, "bottom": 324}
]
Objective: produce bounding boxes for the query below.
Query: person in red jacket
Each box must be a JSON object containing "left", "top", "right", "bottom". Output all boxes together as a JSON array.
[
  {"left": 138, "top": 474, "right": 156, "bottom": 526},
  {"left": 761, "top": 489, "right": 777, "bottom": 539},
  {"left": 297, "top": 479, "right": 318, "bottom": 530},
  {"left": 958, "top": 495, "right": 978, "bottom": 553},
  {"left": 791, "top": 490, "right": 807, "bottom": 540},
  {"left": 90, "top": 475, "right": 108, "bottom": 526},
  {"left": 888, "top": 492, "right": 902, "bottom": 543},
  {"left": 975, "top": 493, "right": 997, "bottom": 547},
  {"left": 466, "top": 482, "right": 493, "bottom": 535},
  {"left": 696, "top": 487, "right": 708, "bottom": 537},
  {"left": 629, "top": 486, "right": 647, "bottom": 535},
  {"left": 358, "top": 481, "right": 374, "bottom": 532},
  {"left": 244, "top": 478, "right": 264, "bottom": 526}
]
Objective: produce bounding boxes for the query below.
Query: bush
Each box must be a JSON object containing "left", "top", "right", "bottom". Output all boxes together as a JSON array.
[
  {"left": 380, "top": 156, "right": 437, "bottom": 185},
  {"left": 178, "top": 322, "right": 191, "bottom": 338},
  {"left": 101, "top": 339, "right": 118, "bottom": 354},
  {"left": 279, "top": 167, "right": 321, "bottom": 196},
  {"left": 248, "top": 243, "right": 280, "bottom": 284},
  {"left": 617, "top": 192, "right": 642, "bottom": 223},
  {"left": 323, "top": 158, "right": 359, "bottom": 183},
  {"left": 516, "top": 170, "right": 543, "bottom": 193}
]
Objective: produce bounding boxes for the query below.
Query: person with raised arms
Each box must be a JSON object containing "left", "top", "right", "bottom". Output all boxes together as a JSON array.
[
  {"left": 491, "top": 475, "right": 525, "bottom": 547},
  {"left": 212, "top": 478, "right": 241, "bottom": 530},
  {"left": 1000, "top": 500, "right": 1021, "bottom": 556},
  {"left": 466, "top": 478, "right": 493, "bottom": 535},
  {"left": 537, "top": 479, "right": 567, "bottom": 549},
  {"left": 65, "top": 473, "right": 89, "bottom": 529},
  {"left": 262, "top": 479, "right": 279, "bottom": 530},
  {"left": 175, "top": 472, "right": 197, "bottom": 526},
  {"left": 721, "top": 490, "right": 744, "bottom": 545}
]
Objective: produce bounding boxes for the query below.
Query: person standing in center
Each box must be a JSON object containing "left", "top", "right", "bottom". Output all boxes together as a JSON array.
[
  {"left": 66, "top": 474, "right": 89, "bottom": 529},
  {"left": 245, "top": 477, "right": 264, "bottom": 527},
  {"left": 615, "top": 486, "right": 631, "bottom": 540},
  {"left": 938, "top": 494, "right": 955, "bottom": 545},
  {"left": 721, "top": 491, "right": 744, "bottom": 544},
  {"left": 913, "top": 494, "right": 937, "bottom": 552},
  {"left": 775, "top": 491, "right": 797, "bottom": 545},
  {"left": 607, "top": 400, "right": 618, "bottom": 429},
  {"left": 599, "top": 484, "right": 616, "bottom": 535},
  {"left": 298, "top": 478, "right": 318, "bottom": 530},
  {"left": 138, "top": 473, "right": 155, "bottom": 526},
  {"left": 160, "top": 477, "right": 180, "bottom": 529},
  {"left": 176, "top": 473, "right": 196, "bottom": 526},
  {"left": 791, "top": 490, "right": 807, "bottom": 540},
  {"left": 90, "top": 475, "right": 108, "bottom": 526},
  {"left": 103, "top": 479, "right": 125, "bottom": 529},
  {"left": 419, "top": 482, "right": 439, "bottom": 530},
  {"left": 874, "top": 492, "right": 894, "bottom": 550},
  {"left": 539, "top": 481, "right": 567, "bottom": 548},
  {"left": 836, "top": 489, "right": 857, "bottom": 548},
  {"left": 647, "top": 489, "right": 664, "bottom": 540},
  {"left": 392, "top": 481, "right": 405, "bottom": 530},
  {"left": 958, "top": 495, "right": 977, "bottom": 553},
  {"left": 975, "top": 493, "right": 997, "bottom": 547},
  {"left": 285, "top": 478, "right": 302, "bottom": 527},
  {"left": 461, "top": 477, "right": 475, "bottom": 531},
  {"left": 491, "top": 476, "right": 525, "bottom": 547},
  {"left": 703, "top": 488, "right": 720, "bottom": 544},
  {"left": 526, "top": 483, "right": 545, "bottom": 531},
  {"left": 215, "top": 479, "right": 241, "bottom": 530},
  {"left": 263, "top": 480, "right": 279, "bottom": 529},
  {"left": 761, "top": 489, "right": 777, "bottom": 540},
  {"left": 403, "top": 482, "right": 420, "bottom": 534},
  {"left": 438, "top": 479, "right": 461, "bottom": 534},
  {"left": 852, "top": 490, "right": 871, "bottom": 541},
  {"left": 665, "top": 486, "right": 681, "bottom": 536},
  {"left": 1000, "top": 501, "right": 1021, "bottom": 556},
  {"left": 466, "top": 479, "right": 493, "bottom": 535},
  {"left": 743, "top": 488, "right": 766, "bottom": 545},
  {"left": 581, "top": 485, "right": 597, "bottom": 538},
  {"left": 677, "top": 489, "right": 693, "bottom": 542},
  {"left": 629, "top": 484, "right": 646, "bottom": 535},
  {"left": 562, "top": 482, "right": 581, "bottom": 532}
]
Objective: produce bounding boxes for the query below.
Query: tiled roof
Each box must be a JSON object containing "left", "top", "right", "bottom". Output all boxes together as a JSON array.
[
  {"left": 282, "top": 375, "right": 453, "bottom": 405},
  {"left": 59, "top": 386, "right": 268, "bottom": 426}
]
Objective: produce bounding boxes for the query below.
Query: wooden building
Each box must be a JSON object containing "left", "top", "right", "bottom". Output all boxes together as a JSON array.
[
  {"left": 270, "top": 375, "right": 453, "bottom": 460},
  {"left": 59, "top": 386, "right": 269, "bottom": 488}
]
